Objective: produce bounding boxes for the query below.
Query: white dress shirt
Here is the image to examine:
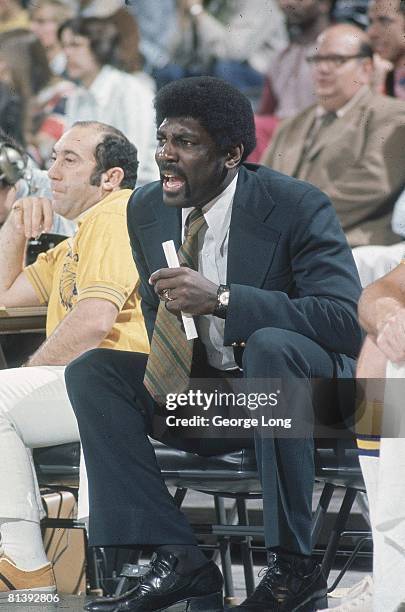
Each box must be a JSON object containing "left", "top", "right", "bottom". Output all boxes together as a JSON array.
[{"left": 182, "top": 173, "right": 239, "bottom": 370}]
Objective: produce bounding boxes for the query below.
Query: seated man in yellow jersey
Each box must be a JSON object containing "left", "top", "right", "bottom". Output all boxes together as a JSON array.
[{"left": 0, "top": 121, "right": 149, "bottom": 598}]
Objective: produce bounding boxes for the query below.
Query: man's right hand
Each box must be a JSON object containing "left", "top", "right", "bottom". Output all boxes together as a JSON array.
[
  {"left": 376, "top": 308, "right": 405, "bottom": 363},
  {"left": 10, "top": 197, "right": 54, "bottom": 239}
]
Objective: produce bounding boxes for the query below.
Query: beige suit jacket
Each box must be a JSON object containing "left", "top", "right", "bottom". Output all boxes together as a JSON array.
[{"left": 262, "top": 88, "right": 405, "bottom": 246}]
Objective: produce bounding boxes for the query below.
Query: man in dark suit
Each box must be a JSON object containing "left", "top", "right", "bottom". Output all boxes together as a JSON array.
[{"left": 65, "top": 77, "right": 362, "bottom": 612}]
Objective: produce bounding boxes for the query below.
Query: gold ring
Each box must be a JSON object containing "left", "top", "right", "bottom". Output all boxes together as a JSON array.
[{"left": 161, "top": 288, "right": 174, "bottom": 302}]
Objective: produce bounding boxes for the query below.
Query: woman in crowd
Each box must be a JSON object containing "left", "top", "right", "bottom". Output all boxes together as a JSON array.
[
  {"left": 29, "top": 0, "right": 75, "bottom": 77},
  {"left": 59, "top": 17, "right": 158, "bottom": 186},
  {"left": 78, "top": 0, "right": 143, "bottom": 74},
  {"left": 0, "top": 29, "right": 76, "bottom": 166}
]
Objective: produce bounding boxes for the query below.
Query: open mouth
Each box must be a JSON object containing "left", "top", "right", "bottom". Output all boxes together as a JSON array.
[{"left": 161, "top": 172, "right": 186, "bottom": 194}]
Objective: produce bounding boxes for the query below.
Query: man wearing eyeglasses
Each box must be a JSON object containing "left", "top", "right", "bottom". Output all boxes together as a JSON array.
[{"left": 262, "top": 23, "right": 405, "bottom": 248}]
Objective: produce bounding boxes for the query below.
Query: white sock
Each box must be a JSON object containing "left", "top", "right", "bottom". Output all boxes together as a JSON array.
[{"left": 0, "top": 519, "right": 49, "bottom": 570}]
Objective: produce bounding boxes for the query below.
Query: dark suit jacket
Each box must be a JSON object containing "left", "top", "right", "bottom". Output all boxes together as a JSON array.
[{"left": 127, "top": 164, "right": 363, "bottom": 377}]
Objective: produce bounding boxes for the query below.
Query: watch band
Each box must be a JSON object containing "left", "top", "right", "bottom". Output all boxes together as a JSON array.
[{"left": 213, "top": 284, "right": 230, "bottom": 319}]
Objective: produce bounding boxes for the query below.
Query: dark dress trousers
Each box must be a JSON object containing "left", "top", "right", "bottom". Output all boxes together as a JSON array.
[{"left": 65, "top": 164, "right": 363, "bottom": 556}]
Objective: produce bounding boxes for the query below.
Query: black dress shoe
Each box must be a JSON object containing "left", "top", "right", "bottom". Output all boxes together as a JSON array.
[
  {"left": 84, "top": 551, "right": 224, "bottom": 611},
  {"left": 233, "top": 552, "right": 327, "bottom": 611}
]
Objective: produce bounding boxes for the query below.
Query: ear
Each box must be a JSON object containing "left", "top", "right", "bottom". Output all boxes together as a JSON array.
[
  {"left": 225, "top": 144, "right": 244, "bottom": 169},
  {"left": 100, "top": 166, "right": 125, "bottom": 192}
]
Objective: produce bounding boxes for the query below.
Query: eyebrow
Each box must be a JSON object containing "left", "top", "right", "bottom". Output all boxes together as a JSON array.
[
  {"left": 156, "top": 129, "right": 198, "bottom": 139},
  {"left": 52, "top": 148, "right": 81, "bottom": 159}
]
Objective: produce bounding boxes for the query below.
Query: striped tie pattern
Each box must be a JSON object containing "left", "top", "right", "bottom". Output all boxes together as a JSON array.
[
  {"left": 303, "top": 111, "right": 337, "bottom": 157},
  {"left": 144, "top": 208, "right": 207, "bottom": 404}
]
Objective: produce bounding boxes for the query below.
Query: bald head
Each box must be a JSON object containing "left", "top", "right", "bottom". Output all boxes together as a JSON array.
[
  {"left": 316, "top": 23, "right": 372, "bottom": 51},
  {"left": 309, "top": 24, "right": 374, "bottom": 111}
]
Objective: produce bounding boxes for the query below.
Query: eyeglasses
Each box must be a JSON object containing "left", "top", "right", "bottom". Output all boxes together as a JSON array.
[{"left": 306, "top": 54, "right": 370, "bottom": 67}]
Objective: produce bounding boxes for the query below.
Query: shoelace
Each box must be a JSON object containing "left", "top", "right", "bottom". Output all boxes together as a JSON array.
[
  {"left": 135, "top": 556, "right": 172, "bottom": 596},
  {"left": 254, "top": 555, "right": 286, "bottom": 591},
  {"left": 256, "top": 554, "right": 316, "bottom": 590}
]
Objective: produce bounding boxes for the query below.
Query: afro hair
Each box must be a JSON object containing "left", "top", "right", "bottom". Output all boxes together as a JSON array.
[{"left": 154, "top": 76, "right": 256, "bottom": 162}]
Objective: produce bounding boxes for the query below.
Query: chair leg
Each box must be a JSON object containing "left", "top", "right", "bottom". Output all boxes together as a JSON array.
[
  {"left": 356, "top": 491, "right": 371, "bottom": 527},
  {"left": 214, "top": 495, "right": 235, "bottom": 602},
  {"left": 173, "top": 487, "right": 188, "bottom": 508},
  {"left": 236, "top": 497, "right": 255, "bottom": 596},
  {"left": 311, "top": 482, "right": 335, "bottom": 548},
  {"left": 327, "top": 534, "right": 372, "bottom": 592},
  {"left": 321, "top": 488, "right": 358, "bottom": 579},
  {"left": 0, "top": 343, "right": 7, "bottom": 369},
  {"left": 86, "top": 546, "right": 103, "bottom": 594}
]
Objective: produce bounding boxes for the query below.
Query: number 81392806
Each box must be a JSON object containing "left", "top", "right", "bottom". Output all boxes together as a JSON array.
[{"left": 7, "top": 592, "right": 60, "bottom": 604}]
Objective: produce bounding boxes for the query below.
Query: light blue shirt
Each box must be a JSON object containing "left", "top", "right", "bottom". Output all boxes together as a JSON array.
[{"left": 16, "top": 162, "right": 76, "bottom": 237}]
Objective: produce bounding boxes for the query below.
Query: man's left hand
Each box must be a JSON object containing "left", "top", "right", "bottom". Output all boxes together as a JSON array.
[{"left": 149, "top": 267, "right": 218, "bottom": 315}]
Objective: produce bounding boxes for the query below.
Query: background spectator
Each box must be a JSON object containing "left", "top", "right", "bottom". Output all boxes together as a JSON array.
[
  {"left": 0, "top": 0, "right": 29, "bottom": 33},
  {"left": 258, "top": 0, "right": 332, "bottom": 118},
  {"left": 0, "top": 29, "right": 76, "bottom": 166},
  {"left": 262, "top": 24, "right": 405, "bottom": 247},
  {"left": 29, "top": 0, "right": 75, "bottom": 76},
  {"left": 368, "top": 0, "right": 405, "bottom": 99},
  {"left": 59, "top": 17, "right": 158, "bottom": 186},
  {"left": 333, "top": 0, "right": 369, "bottom": 27},
  {"left": 126, "top": 0, "right": 178, "bottom": 76},
  {"left": 77, "top": 0, "right": 143, "bottom": 73},
  {"left": 153, "top": 0, "right": 287, "bottom": 100},
  {"left": 0, "top": 81, "right": 24, "bottom": 144},
  {"left": 250, "top": 0, "right": 332, "bottom": 161}
]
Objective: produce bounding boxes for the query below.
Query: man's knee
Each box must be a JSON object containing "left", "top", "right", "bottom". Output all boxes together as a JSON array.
[
  {"left": 243, "top": 327, "right": 298, "bottom": 361},
  {"left": 65, "top": 348, "right": 108, "bottom": 400},
  {"left": 242, "top": 328, "right": 311, "bottom": 376}
]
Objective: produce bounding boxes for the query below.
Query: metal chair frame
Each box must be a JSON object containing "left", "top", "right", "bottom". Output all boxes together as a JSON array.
[{"left": 34, "top": 436, "right": 371, "bottom": 600}]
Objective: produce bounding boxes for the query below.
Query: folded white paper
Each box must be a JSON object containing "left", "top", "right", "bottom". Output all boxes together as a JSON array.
[{"left": 162, "top": 240, "right": 198, "bottom": 340}]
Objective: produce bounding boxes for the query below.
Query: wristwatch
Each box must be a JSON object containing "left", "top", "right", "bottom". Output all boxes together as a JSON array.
[{"left": 213, "top": 284, "right": 230, "bottom": 319}]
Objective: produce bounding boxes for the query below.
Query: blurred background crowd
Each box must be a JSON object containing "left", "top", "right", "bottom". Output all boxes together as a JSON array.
[{"left": 0, "top": 0, "right": 404, "bottom": 249}]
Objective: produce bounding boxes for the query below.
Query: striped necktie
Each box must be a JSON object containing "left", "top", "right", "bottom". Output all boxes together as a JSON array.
[
  {"left": 144, "top": 208, "right": 207, "bottom": 404},
  {"left": 302, "top": 110, "right": 337, "bottom": 157}
]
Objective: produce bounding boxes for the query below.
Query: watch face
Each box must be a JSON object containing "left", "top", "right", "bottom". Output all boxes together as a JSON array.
[{"left": 219, "top": 290, "right": 230, "bottom": 306}]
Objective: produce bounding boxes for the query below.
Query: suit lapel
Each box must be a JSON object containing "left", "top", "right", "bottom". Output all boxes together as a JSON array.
[
  {"left": 283, "top": 109, "right": 317, "bottom": 176},
  {"left": 137, "top": 167, "right": 281, "bottom": 285},
  {"left": 137, "top": 198, "right": 182, "bottom": 274},
  {"left": 306, "top": 88, "right": 373, "bottom": 161},
  {"left": 227, "top": 166, "right": 279, "bottom": 287}
]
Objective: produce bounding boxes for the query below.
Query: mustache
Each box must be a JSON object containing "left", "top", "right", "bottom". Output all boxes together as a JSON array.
[{"left": 158, "top": 164, "right": 186, "bottom": 180}]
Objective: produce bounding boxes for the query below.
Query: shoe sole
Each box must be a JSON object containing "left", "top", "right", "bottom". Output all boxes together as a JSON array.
[
  {"left": 155, "top": 591, "right": 224, "bottom": 611},
  {"left": 0, "top": 585, "right": 56, "bottom": 601}
]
